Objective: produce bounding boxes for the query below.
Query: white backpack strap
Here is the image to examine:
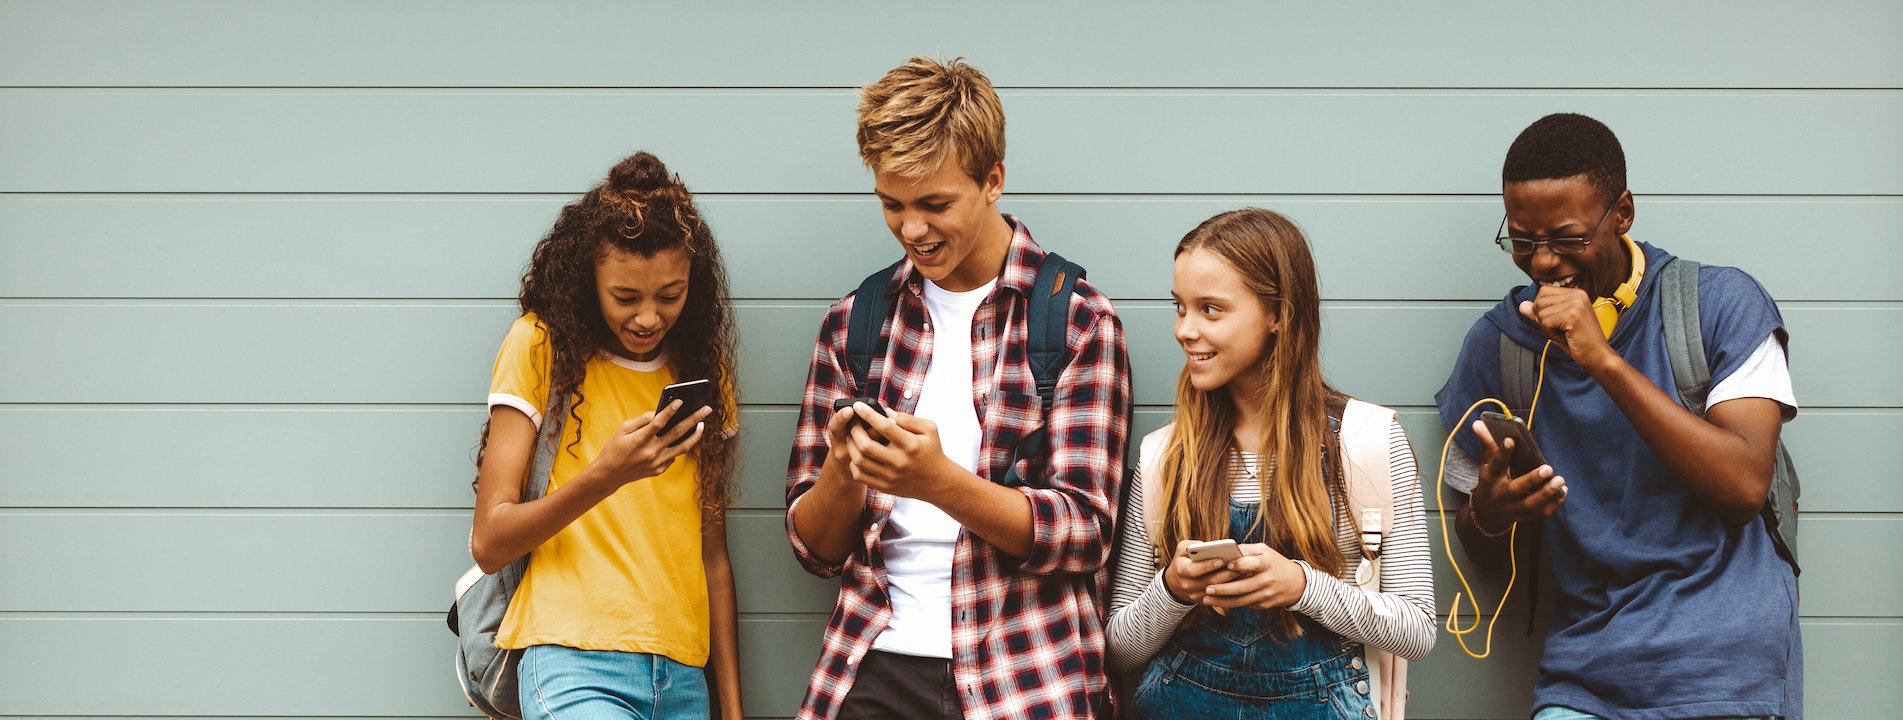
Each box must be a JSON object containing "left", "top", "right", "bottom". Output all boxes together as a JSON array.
[
  {"left": 1340, "top": 398, "right": 1395, "bottom": 587},
  {"left": 1340, "top": 397, "right": 1407, "bottom": 720},
  {"left": 1136, "top": 423, "right": 1174, "bottom": 568}
]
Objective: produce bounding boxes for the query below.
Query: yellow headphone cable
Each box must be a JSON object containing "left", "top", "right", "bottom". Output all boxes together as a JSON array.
[{"left": 1434, "top": 339, "right": 1554, "bottom": 659}]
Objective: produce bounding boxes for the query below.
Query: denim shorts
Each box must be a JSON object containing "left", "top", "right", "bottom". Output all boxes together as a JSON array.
[{"left": 518, "top": 644, "right": 710, "bottom": 720}]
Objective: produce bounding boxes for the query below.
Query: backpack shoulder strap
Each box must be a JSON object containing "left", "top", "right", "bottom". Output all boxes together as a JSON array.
[
  {"left": 844, "top": 259, "right": 906, "bottom": 397},
  {"left": 523, "top": 385, "right": 566, "bottom": 502},
  {"left": 1340, "top": 398, "right": 1409, "bottom": 720},
  {"left": 1340, "top": 399, "right": 1396, "bottom": 571},
  {"left": 1136, "top": 423, "right": 1174, "bottom": 557},
  {"left": 1026, "top": 251, "right": 1086, "bottom": 396},
  {"left": 1658, "top": 257, "right": 1800, "bottom": 575},
  {"left": 995, "top": 252, "right": 1087, "bottom": 487},
  {"left": 1657, "top": 258, "right": 1711, "bottom": 413},
  {"left": 1498, "top": 332, "right": 1537, "bottom": 419}
]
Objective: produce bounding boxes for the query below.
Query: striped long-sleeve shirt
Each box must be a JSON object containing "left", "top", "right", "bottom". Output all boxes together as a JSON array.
[{"left": 1105, "top": 419, "right": 1436, "bottom": 675}]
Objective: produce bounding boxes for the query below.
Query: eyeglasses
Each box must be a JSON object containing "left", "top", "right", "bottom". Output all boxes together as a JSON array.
[{"left": 1494, "top": 194, "right": 1621, "bottom": 256}]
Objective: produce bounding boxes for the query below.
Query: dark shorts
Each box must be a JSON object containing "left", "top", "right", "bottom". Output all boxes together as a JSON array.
[{"left": 838, "top": 651, "right": 959, "bottom": 720}]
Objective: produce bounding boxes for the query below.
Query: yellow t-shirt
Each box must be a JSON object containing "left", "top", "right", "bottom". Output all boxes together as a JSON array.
[{"left": 486, "top": 314, "right": 710, "bottom": 666}]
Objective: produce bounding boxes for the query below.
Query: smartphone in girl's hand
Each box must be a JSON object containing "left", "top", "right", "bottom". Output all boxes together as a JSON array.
[
  {"left": 655, "top": 379, "right": 713, "bottom": 445},
  {"left": 1185, "top": 538, "right": 1241, "bottom": 562}
]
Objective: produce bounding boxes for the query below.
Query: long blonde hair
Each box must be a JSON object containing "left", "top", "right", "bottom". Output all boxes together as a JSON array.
[{"left": 1154, "top": 208, "right": 1347, "bottom": 635}]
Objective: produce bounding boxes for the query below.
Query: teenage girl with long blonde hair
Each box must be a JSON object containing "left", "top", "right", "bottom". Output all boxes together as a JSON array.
[{"left": 1107, "top": 209, "right": 1435, "bottom": 719}]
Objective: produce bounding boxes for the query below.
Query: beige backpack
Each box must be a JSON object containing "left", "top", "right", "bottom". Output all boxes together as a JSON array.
[{"left": 1136, "top": 398, "right": 1408, "bottom": 720}]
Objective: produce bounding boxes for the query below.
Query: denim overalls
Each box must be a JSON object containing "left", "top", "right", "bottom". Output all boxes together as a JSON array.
[{"left": 1129, "top": 497, "right": 1377, "bottom": 719}]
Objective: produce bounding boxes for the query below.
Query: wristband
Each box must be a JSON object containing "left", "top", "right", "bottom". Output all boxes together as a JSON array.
[{"left": 1468, "top": 504, "right": 1513, "bottom": 539}]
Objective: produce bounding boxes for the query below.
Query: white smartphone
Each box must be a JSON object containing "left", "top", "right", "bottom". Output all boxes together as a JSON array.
[{"left": 1185, "top": 538, "right": 1241, "bottom": 562}]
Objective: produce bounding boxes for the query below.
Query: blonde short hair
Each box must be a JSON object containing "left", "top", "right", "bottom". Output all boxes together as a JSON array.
[{"left": 856, "top": 56, "right": 1005, "bottom": 182}]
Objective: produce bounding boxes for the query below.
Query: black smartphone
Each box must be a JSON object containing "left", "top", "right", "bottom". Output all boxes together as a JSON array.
[
  {"left": 832, "top": 396, "right": 891, "bottom": 444},
  {"left": 1479, "top": 410, "right": 1549, "bottom": 478},
  {"left": 655, "top": 379, "right": 714, "bottom": 446}
]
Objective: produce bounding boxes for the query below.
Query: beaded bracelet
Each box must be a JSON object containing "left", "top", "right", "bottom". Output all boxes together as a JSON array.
[{"left": 1468, "top": 504, "right": 1513, "bottom": 539}]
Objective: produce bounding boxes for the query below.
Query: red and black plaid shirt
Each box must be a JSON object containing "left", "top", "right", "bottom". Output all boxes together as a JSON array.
[{"left": 784, "top": 216, "right": 1132, "bottom": 720}]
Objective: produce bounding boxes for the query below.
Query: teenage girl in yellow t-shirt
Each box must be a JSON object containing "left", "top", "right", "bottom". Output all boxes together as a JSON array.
[{"left": 470, "top": 151, "right": 743, "bottom": 720}]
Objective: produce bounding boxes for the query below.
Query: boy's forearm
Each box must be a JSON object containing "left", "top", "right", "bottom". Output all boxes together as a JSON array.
[
  {"left": 1589, "top": 353, "right": 1776, "bottom": 524},
  {"left": 790, "top": 454, "right": 869, "bottom": 566}
]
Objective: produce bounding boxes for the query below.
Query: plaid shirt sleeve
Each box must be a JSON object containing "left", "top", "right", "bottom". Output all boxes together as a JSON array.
[
  {"left": 784, "top": 296, "right": 856, "bottom": 579},
  {"left": 1015, "top": 294, "right": 1132, "bottom": 577}
]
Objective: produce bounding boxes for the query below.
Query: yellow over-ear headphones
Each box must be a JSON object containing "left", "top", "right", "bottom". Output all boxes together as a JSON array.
[{"left": 1590, "top": 235, "right": 1646, "bottom": 339}]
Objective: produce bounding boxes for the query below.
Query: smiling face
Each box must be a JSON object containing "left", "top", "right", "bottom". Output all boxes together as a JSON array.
[
  {"left": 1502, "top": 175, "right": 1634, "bottom": 299},
  {"left": 594, "top": 245, "right": 692, "bottom": 361},
  {"left": 873, "top": 160, "right": 1012, "bottom": 292},
  {"left": 1172, "top": 247, "right": 1279, "bottom": 398}
]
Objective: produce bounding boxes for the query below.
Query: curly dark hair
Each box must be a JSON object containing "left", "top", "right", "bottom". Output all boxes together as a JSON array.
[
  {"left": 477, "top": 151, "right": 739, "bottom": 519},
  {"left": 1503, "top": 112, "right": 1627, "bottom": 204}
]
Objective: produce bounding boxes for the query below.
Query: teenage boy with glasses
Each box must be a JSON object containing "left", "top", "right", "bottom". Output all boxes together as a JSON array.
[
  {"left": 784, "top": 56, "right": 1131, "bottom": 720},
  {"left": 1436, "top": 113, "right": 1802, "bottom": 720}
]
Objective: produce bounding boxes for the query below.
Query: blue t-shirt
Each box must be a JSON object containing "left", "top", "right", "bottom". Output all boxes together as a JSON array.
[{"left": 1435, "top": 242, "right": 1802, "bottom": 720}]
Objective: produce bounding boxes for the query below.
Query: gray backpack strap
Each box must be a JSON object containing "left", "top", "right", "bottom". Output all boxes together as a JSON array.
[
  {"left": 1657, "top": 258, "right": 1710, "bottom": 412},
  {"left": 522, "top": 388, "right": 564, "bottom": 502},
  {"left": 1498, "top": 333, "right": 1536, "bottom": 419},
  {"left": 449, "top": 386, "right": 566, "bottom": 718},
  {"left": 1656, "top": 258, "right": 1800, "bottom": 576}
]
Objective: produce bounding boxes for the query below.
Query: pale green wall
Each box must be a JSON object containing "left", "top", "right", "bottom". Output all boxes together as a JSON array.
[{"left": 1, "top": 1, "right": 1899, "bottom": 718}]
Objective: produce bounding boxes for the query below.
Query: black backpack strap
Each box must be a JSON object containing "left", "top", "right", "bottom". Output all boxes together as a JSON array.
[
  {"left": 996, "top": 252, "right": 1085, "bottom": 487},
  {"left": 844, "top": 259, "right": 906, "bottom": 398}
]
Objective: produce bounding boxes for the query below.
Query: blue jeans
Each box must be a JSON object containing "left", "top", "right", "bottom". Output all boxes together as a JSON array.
[{"left": 518, "top": 645, "right": 710, "bottom": 720}]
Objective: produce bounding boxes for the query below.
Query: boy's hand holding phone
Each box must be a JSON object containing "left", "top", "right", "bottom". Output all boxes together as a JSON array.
[{"left": 1469, "top": 414, "right": 1567, "bottom": 530}]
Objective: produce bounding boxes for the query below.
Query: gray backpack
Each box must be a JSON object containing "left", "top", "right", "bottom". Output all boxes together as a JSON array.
[
  {"left": 1500, "top": 257, "right": 1801, "bottom": 575},
  {"left": 448, "top": 392, "right": 564, "bottom": 718}
]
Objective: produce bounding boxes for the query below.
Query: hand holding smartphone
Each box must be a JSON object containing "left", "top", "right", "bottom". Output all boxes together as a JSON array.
[
  {"left": 655, "top": 379, "right": 714, "bottom": 447},
  {"left": 1479, "top": 410, "right": 1549, "bottom": 478},
  {"left": 832, "top": 397, "right": 891, "bottom": 444}
]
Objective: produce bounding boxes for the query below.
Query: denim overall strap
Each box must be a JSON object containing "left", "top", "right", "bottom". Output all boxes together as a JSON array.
[{"left": 1130, "top": 475, "right": 1378, "bottom": 718}]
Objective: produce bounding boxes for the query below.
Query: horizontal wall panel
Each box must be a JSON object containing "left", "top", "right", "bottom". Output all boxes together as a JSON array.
[
  {"left": 7, "top": 91, "right": 1902, "bottom": 195},
  {"left": 0, "top": 405, "right": 798, "bottom": 511},
  {"left": 0, "top": 614, "right": 822, "bottom": 717},
  {"left": 3, "top": 2, "right": 1898, "bottom": 89},
  {"left": 0, "top": 510, "right": 837, "bottom": 616},
  {"left": 3, "top": 511, "right": 1884, "bottom": 618},
  {"left": 5, "top": 406, "right": 1889, "bottom": 514},
  {"left": 6, "top": 195, "right": 1897, "bottom": 303},
  {"left": 0, "top": 615, "right": 1881, "bottom": 718},
  {"left": 2, "top": 303, "right": 1890, "bottom": 408}
]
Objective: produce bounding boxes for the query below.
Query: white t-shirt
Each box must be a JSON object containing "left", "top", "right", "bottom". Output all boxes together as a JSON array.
[{"left": 871, "top": 277, "right": 995, "bottom": 658}]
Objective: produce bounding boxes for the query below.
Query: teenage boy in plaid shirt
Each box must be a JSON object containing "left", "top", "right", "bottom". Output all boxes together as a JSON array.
[{"left": 784, "top": 56, "right": 1132, "bottom": 720}]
